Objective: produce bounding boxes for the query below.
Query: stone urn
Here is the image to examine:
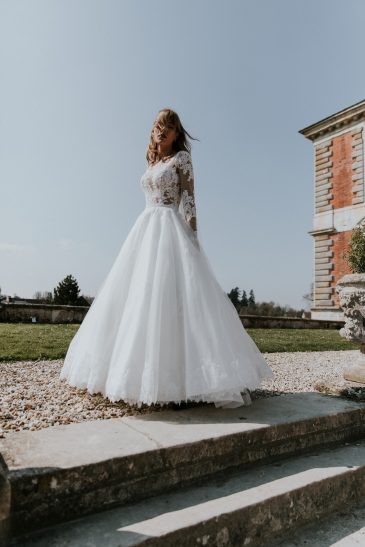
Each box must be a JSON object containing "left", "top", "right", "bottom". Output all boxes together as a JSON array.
[{"left": 336, "top": 273, "right": 365, "bottom": 383}]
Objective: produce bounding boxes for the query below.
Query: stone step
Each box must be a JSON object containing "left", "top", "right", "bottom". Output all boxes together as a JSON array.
[
  {"left": 8, "top": 439, "right": 365, "bottom": 547},
  {"left": 1, "top": 393, "right": 365, "bottom": 544},
  {"left": 276, "top": 499, "right": 365, "bottom": 546}
]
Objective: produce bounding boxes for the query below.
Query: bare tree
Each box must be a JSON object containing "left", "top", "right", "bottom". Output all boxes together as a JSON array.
[{"left": 302, "top": 282, "right": 314, "bottom": 309}]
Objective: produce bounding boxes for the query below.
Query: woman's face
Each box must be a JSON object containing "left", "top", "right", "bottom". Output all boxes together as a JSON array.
[{"left": 152, "top": 119, "right": 178, "bottom": 149}]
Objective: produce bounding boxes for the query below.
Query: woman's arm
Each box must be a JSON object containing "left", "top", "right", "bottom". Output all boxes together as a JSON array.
[{"left": 176, "top": 150, "right": 198, "bottom": 236}]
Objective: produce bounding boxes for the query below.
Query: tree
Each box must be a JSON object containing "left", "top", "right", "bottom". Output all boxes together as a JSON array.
[
  {"left": 53, "top": 275, "right": 80, "bottom": 305},
  {"left": 344, "top": 225, "right": 365, "bottom": 273},
  {"left": 43, "top": 291, "right": 53, "bottom": 303},
  {"left": 302, "top": 282, "right": 314, "bottom": 309},
  {"left": 82, "top": 294, "right": 95, "bottom": 305},
  {"left": 240, "top": 289, "right": 248, "bottom": 307},
  {"left": 248, "top": 289, "right": 256, "bottom": 308},
  {"left": 34, "top": 291, "right": 53, "bottom": 303},
  {"left": 227, "top": 287, "right": 241, "bottom": 309}
]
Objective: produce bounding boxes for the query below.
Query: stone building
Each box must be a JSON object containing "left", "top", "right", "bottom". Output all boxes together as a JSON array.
[{"left": 300, "top": 99, "right": 365, "bottom": 320}]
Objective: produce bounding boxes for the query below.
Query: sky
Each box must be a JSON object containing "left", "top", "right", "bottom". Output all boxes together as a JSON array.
[{"left": 1, "top": 0, "right": 365, "bottom": 309}]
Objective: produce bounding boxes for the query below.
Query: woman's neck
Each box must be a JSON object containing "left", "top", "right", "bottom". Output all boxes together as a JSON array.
[{"left": 157, "top": 144, "right": 173, "bottom": 159}]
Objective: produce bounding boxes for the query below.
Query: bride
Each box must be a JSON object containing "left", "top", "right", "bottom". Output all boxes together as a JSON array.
[{"left": 60, "top": 108, "right": 274, "bottom": 409}]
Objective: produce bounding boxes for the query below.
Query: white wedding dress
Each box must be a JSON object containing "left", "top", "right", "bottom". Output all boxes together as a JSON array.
[{"left": 60, "top": 150, "right": 274, "bottom": 408}]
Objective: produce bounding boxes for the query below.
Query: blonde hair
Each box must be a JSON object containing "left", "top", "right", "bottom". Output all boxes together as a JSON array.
[{"left": 146, "top": 108, "right": 199, "bottom": 166}]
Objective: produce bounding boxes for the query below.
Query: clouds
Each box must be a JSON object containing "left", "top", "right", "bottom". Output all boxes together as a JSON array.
[
  {"left": 0, "top": 238, "right": 85, "bottom": 256},
  {"left": 0, "top": 242, "right": 36, "bottom": 254}
]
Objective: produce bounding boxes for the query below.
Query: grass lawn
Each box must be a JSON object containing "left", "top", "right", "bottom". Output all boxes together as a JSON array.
[
  {"left": 0, "top": 323, "right": 79, "bottom": 362},
  {"left": 251, "top": 328, "right": 360, "bottom": 353},
  {"left": 0, "top": 323, "right": 360, "bottom": 362}
]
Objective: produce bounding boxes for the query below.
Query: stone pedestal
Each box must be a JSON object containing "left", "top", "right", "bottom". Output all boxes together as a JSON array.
[
  {"left": 336, "top": 274, "right": 365, "bottom": 383},
  {"left": 343, "top": 343, "right": 365, "bottom": 383}
]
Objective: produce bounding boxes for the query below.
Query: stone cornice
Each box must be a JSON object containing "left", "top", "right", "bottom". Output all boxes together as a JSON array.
[
  {"left": 308, "top": 227, "right": 337, "bottom": 237},
  {"left": 299, "top": 99, "right": 365, "bottom": 142}
]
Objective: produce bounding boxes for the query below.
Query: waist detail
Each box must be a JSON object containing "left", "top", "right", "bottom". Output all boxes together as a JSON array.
[{"left": 145, "top": 203, "right": 179, "bottom": 210}]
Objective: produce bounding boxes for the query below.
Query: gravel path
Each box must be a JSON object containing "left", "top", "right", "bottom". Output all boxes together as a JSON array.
[{"left": 0, "top": 350, "right": 363, "bottom": 438}]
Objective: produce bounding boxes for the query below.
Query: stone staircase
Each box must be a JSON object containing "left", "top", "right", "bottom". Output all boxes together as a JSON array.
[{"left": 1, "top": 392, "right": 365, "bottom": 546}]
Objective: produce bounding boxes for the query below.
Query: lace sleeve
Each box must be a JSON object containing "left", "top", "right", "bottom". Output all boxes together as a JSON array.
[{"left": 176, "top": 150, "right": 197, "bottom": 236}]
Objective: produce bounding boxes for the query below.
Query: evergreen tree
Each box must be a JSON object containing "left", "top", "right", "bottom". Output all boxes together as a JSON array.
[
  {"left": 227, "top": 287, "right": 241, "bottom": 308},
  {"left": 53, "top": 275, "right": 80, "bottom": 305},
  {"left": 240, "top": 289, "right": 248, "bottom": 307},
  {"left": 248, "top": 289, "right": 256, "bottom": 308}
]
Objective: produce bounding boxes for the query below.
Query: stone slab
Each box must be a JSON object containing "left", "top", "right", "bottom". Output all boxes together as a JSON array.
[
  {"left": 1, "top": 393, "right": 362, "bottom": 472},
  {"left": 9, "top": 440, "right": 365, "bottom": 547},
  {"left": 276, "top": 500, "right": 365, "bottom": 546},
  {"left": 2, "top": 393, "right": 365, "bottom": 541}
]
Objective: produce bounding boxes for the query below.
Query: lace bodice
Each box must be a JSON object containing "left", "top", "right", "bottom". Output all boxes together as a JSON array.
[{"left": 140, "top": 150, "right": 197, "bottom": 235}]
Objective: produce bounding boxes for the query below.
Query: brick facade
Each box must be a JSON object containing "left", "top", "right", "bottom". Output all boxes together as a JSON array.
[
  {"left": 300, "top": 100, "right": 365, "bottom": 320},
  {"left": 331, "top": 132, "right": 353, "bottom": 209},
  {"left": 329, "top": 231, "right": 352, "bottom": 308},
  {"left": 352, "top": 127, "right": 364, "bottom": 204}
]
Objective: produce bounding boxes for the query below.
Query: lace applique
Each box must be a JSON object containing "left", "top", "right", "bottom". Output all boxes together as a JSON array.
[
  {"left": 140, "top": 156, "right": 180, "bottom": 207},
  {"left": 175, "top": 151, "right": 197, "bottom": 235},
  {"left": 140, "top": 150, "right": 198, "bottom": 236}
]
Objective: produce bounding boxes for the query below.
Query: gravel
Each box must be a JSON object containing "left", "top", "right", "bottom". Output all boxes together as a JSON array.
[{"left": 0, "top": 350, "right": 363, "bottom": 438}]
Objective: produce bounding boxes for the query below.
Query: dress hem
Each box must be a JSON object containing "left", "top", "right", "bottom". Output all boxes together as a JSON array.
[{"left": 60, "top": 376, "right": 267, "bottom": 409}]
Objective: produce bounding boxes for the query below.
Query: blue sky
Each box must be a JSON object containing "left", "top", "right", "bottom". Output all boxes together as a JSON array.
[{"left": 1, "top": 0, "right": 365, "bottom": 309}]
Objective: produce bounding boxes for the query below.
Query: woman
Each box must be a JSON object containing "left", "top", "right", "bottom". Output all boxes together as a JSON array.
[{"left": 60, "top": 108, "right": 274, "bottom": 409}]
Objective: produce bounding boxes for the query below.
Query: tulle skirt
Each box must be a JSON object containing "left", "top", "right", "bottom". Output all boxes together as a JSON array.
[{"left": 60, "top": 203, "right": 274, "bottom": 408}]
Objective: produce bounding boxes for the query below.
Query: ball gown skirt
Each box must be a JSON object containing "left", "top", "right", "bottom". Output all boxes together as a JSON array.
[{"left": 60, "top": 203, "right": 274, "bottom": 408}]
